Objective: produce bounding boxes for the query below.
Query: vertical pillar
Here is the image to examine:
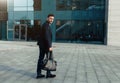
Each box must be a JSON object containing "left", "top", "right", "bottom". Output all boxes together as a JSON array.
[{"left": 107, "top": 0, "right": 120, "bottom": 46}]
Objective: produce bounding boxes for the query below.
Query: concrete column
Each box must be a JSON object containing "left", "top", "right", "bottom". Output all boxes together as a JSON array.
[{"left": 107, "top": 0, "right": 120, "bottom": 46}]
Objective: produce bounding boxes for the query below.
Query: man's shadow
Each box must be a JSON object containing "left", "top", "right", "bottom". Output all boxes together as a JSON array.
[{"left": 0, "top": 64, "right": 36, "bottom": 78}]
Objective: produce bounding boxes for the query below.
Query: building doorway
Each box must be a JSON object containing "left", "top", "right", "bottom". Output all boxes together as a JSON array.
[{"left": 13, "top": 24, "right": 27, "bottom": 41}]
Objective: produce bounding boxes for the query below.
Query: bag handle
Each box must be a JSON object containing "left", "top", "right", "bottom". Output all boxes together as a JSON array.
[{"left": 46, "top": 51, "right": 53, "bottom": 60}]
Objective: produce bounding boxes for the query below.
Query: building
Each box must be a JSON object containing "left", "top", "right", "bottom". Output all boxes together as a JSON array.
[
  {"left": 0, "top": 0, "right": 120, "bottom": 46},
  {"left": 0, "top": 0, "right": 7, "bottom": 40}
]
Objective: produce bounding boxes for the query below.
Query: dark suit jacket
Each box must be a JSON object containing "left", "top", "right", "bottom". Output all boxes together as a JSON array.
[{"left": 37, "top": 21, "right": 52, "bottom": 52}]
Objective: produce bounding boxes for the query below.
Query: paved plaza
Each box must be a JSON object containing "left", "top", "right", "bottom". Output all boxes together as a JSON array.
[{"left": 0, "top": 41, "right": 120, "bottom": 83}]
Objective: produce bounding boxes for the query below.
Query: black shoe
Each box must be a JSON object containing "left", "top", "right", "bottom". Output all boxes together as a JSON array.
[
  {"left": 46, "top": 74, "right": 56, "bottom": 78},
  {"left": 36, "top": 74, "right": 45, "bottom": 79}
]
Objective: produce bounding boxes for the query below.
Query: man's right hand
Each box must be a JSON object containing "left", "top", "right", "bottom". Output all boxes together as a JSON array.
[{"left": 49, "top": 47, "right": 52, "bottom": 51}]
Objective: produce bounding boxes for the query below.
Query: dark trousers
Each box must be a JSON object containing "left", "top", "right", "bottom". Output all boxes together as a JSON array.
[{"left": 37, "top": 46, "right": 51, "bottom": 75}]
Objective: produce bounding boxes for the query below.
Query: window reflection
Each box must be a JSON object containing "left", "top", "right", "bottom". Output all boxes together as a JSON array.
[
  {"left": 28, "top": 7, "right": 34, "bottom": 11},
  {"left": 34, "top": 0, "right": 41, "bottom": 11},
  {"left": 28, "top": 0, "right": 34, "bottom": 6},
  {"left": 14, "top": 0, "right": 34, "bottom": 11},
  {"left": 14, "top": 0, "right": 27, "bottom": 6},
  {"left": 56, "top": 0, "right": 105, "bottom": 10},
  {"left": 56, "top": 20, "right": 72, "bottom": 41},
  {"left": 56, "top": 20, "right": 104, "bottom": 42},
  {"left": 14, "top": 20, "right": 41, "bottom": 41},
  {"left": 14, "top": 7, "right": 27, "bottom": 11}
]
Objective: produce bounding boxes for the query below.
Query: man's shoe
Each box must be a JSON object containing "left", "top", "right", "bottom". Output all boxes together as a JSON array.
[
  {"left": 46, "top": 74, "right": 56, "bottom": 78},
  {"left": 36, "top": 74, "right": 45, "bottom": 79}
]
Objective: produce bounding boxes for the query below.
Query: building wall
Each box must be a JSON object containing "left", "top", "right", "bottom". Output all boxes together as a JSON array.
[
  {"left": 6, "top": 0, "right": 105, "bottom": 43},
  {"left": 107, "top": 0, "right": 120, "bottom": 46},
  {"left": 0, "top": 0, "right": 7, "bottom": 40}
]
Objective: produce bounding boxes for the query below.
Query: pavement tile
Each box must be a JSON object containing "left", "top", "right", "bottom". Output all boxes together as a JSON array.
[{"left": 0, "top": 41, "right": 120, "bottom": 83}]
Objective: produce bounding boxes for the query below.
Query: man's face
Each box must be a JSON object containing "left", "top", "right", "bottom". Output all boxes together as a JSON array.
[{"left": 47, "top": 16, "right": 54, "bottom": 24}]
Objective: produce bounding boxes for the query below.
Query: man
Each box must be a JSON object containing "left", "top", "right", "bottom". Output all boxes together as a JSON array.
[{"left": 36, "top": 14, "right": 56, "bottom": 78}]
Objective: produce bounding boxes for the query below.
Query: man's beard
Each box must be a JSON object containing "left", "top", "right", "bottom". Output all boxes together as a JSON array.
[{"left": 49, "top": 21, "right": 53, "bottom": 24}]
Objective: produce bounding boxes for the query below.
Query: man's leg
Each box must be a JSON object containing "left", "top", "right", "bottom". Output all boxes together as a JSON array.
[{"left": 36, "top": 47, "right": 45, "bottom": 78}]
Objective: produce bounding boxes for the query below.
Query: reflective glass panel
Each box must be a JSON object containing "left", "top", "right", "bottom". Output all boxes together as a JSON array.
[
  {"left": 14, "top": 0, "right": 27, "bottom": 6},
  {"left": 56, "top": 0, "right": 105, "bottom": 10}
]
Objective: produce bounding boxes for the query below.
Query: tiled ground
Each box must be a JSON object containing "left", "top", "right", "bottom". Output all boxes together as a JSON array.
[{"left": 0, "top": 41, "right": 120, "bottom": 83}]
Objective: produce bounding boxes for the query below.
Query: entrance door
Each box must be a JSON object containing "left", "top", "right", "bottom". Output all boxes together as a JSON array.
[{"left": 14, "top": 24, "right": 27, "bottom": 41}]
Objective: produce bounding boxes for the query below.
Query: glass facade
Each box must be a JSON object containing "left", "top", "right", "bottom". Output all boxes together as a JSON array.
[
  {"left": 14, "top": 0, "right": 34, "bottom": 11},
  {"left": 0, "top": 0, "right": 106, "bottom": 43},
  {"left": 56, "top": 0, "right": 105, "bottom": 10},
  {"left": 56, "top": 20, "right": 104, "bottom": 42},
  {"left": 56, "top": 0, "right": 105, "bottom": 43},
  {"left": 7, "top": 0, "right": 41, "bottom": 40}
]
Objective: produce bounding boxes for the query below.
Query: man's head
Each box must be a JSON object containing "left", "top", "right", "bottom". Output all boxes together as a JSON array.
[{"left": 47, "top": 14, "right": 54, "bottom": 24}]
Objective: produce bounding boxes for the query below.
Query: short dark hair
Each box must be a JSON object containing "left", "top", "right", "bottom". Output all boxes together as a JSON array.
[{"left": 47, "top": 14, "right": 54, "bottom": 18}]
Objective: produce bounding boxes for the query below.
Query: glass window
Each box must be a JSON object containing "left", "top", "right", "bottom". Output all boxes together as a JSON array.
[
  {"left": 28, "top": 7, "right": 33, "bottom": 11},
  {"left": 87, "top": 0, "right": 105, "bottom": 10},
  {"left": 27, "top": 20, "right": 41, "bottom": 41},
  {"left": 8, "top": 6, "right": 14, "bottom": 11},
  {"left": 14, "top": 0, "right": 27, "bottom": 7},
  {"left": 56, "top": 0, "right": 89, "bottom": 10},
  {"left": 34, "top": 20, "right": 41, "bottom": 26},
  {"left": 14, "top": 20, "right": 34, "bottom": 27},
  {"left": 14, "top": 7, "right": 27, "bottom": 11},
  {"left": 56, "top": 20, "right": 72, "bottom": 41},
  {"left": 14, "top": 11, "right": 27, "bottom": 20},
  {"left": 56, "top": 0, "right": 65, "bottom": 10},
  {"left": 14, "top": 0, "right": 34, "bottom": 11},
  {"left": 8, "top": 30, "right": 14, "bottom": 40},
  {"left": 56, "top": 20, "right": 104, "bottom": 42},
  {"left": 56, "top": 0, "right": 105, "bottom": 10},
  {"left": 34, "top": 0, "right": 41, "bottom": 11},
  {"left": 28, "top": 0, "right": 34, "bottom": 6},
  {"left": 28, "top": 0, "right": 34, "bottom": 11},
  {"left": 7, "top": 0, "right": 14, "bottom": 7},
  {"left": 27, "top": 11, "right": 34, "bottom": 19}
]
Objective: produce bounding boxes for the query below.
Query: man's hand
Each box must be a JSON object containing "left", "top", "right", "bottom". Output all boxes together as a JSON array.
[{"left": 49, "top": 47, "right": 52, "bottom": 51}]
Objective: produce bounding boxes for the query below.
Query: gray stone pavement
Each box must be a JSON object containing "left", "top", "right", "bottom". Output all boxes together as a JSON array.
[{"left": 0, "top": 41, "right": 120, "bottom": 83}]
